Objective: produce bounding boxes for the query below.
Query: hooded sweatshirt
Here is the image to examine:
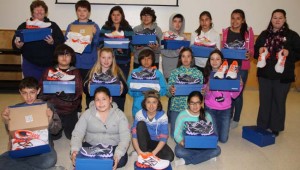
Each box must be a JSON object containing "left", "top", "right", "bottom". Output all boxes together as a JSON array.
[
  {"left": 161, "top": 13, "right": 186, "bottom": 79},
  {"left": 71, "top": 101, "right": 131, "bottom": 160}
]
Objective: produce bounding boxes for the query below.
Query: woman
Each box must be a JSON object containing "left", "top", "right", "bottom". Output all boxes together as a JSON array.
[
  {"left": 12, "top": 0, "right": 64, "bottom": 81},
  {"left": 254, "top": 9, "right": 300, "bottom": 136}
]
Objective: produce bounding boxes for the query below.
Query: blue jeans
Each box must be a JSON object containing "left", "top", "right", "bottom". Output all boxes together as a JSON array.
[
  {"left": 0, "top": 147, "right": 57, "bottom": 170},
  {"left": 206, "top": 107, "right": 231, "bottom": 143},
  {"left": 231, "top": 70, "right": 248, "bottom": 122},
  {"left": 22, "top": 57, "right": 48, "bottom": 81},
  {"left": 175, "top": 144, "right": 221, "bottom": 165},
  {"left": 170, "top": 111, "right": 180, "bottom": 138}
]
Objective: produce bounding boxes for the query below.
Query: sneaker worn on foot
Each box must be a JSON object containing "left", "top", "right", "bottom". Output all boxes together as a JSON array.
[
  {"left": 175, "top": 158, "right": 185, "bottom": 166},
  {"left": 214, "top": 60, "right": 228, "bottom": 79},
  {"left": 131, "top": 69, "right": 157, "bottom": 80},
  {"left": 176, "top": 73, "right": 200, "bottom": 84},
  {"left": 226, "top": 60, "right": 239, "bottom": 79},
  {"left": 80, "top": 143, "right": 113, "bottom": 158},
  {"left": 47, "top": 70, "right": 75, "bottom": 81},
  {"left": 137, "top": 153, "right": 170, "bottom": 170},
  {"left": 92, "top": 72, "right": 118, "bottom": 84},
  {"left": 230, "top": 120, "right": 239, "bottom": 129},
  {"left": 275, "top": 49, "right": 286, "bottom": 73},
  {"left": 185, "top": 120, "right": 214, "bottom": 136},
  {"left": 257, "top": 47, "right": 270, "bottom": 68}
]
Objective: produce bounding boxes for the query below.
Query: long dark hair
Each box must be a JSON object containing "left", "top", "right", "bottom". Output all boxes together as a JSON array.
[
  {"left": 195, "top": 11, "right": 213, "bottom": 36},
  {"left": 176, "top": 47, "right": 195, "bottom": 68},
  {"left": 104, "top": 6, "right": 130, "bottom": 30},
  {"left": 203, "top": 49, "right": 224, "bottom": 84},
  {"left": 266, "top": 9, "right": 289, "bottom": 31},
  {"left": 187, "top": 91, "right": 205, "bottom": 121},
  {"left": 231, "top": 9, "right": 248, "bottom": 41}
]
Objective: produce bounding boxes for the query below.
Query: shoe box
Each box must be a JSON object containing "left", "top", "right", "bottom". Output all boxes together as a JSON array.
[
  {"left": 134, "top": 161, "right": 172, "bottom": 170},
  {"left": 161, "top": 40, "right": 190, "bottom": 50},
  {"left": 184, "top": 133, "right": 218, "bottom": 148},
  {"left": 209, "top": 72, "right": 240, "bottom": 91},
  {"left": 132, "top": 35, "right": 156, "bottom": 45},
  {"left": 90, "top": 82, "right": 121, "bottom": 96},
  {"left": 76, "top": 152, "right": 113, "bottom": 170},
  {"left": 43, "top": 81, "right": 75, "bottom": 94},
  {"left": 15, "top": 28, "right": 51, "bottom": 43},
  {"left": 70, "top": 24, "right": 95, "bottom": 53},
  {"left": 221, "top": 48, "right": 247, "bottom": 59},
  {"left": 8, "top": 103, "right": 51, "bottom": 158},
  {"left": 129, "top": 79, "right": 160, "bottom": 92},
  {"left": 191, "top": 45, "right": 215, "bottom": 58},
  {"left": 103, "top": 38, "right": 130, "bottom": 49},
  {"left": 242, "top": 126, "right": 275, "bottom": 147},
  {"left": 174, "top": 84, "right": 203, "bottom": 96}
]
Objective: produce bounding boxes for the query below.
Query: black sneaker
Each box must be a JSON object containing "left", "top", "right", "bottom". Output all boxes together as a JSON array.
[
  {"left": 176, "top": 73, "right": 200, "bottom": 84},
  {"left": 185, "top": 121, "right": 214, "bottom": 136},
  {"left": 80, "top": 143, "right": 113, "bottom": 158},
  {"left": 224, "top": 40, "right": 246, "bottom": 50},
  {"left": 131, "top": 69, "right": 156, "bottom": 80},
  {"left": 92, "top": 72, "right": 117, "bottom": 84},
  {"left": 135, "top": 28, "right": 156, "bottom": 35}
]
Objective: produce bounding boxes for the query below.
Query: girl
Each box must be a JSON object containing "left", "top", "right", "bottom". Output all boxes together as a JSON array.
[
  {"left": 133, "top": 7, "right": 163, "bottom": 69},
  {"left": 222, "top": 9, "right": 254, "bottom": 128},
  {"left": 191, "top": 11, "right": 220, "bottom": 72},
  {"left": 254, "top": 9, "right": 300, "bottom": 136},
  {"left": 39, "top": 44, "right": 82, "bottom": 140},
  {"left": 131, "top": 90, "right": 174, "bottom": 167},
  {"left": 100, "top": 5, "right": 134, "bottom": 78},
  {"left": 203, "top": 49, "right": 242, "bottom": 143},
  {"left": 71, "top": 86, "right": 131, "bottom": 170},
  {"left": 174, "top": 91, "right": 221, "bottom": 166},
  {"left": 84, "top": 48, "right": 128, "bottom": 111},
  {"left": 127, "top": 49, "right": 167, "bottom": 117},
  {"left": 167, "top": 47, "right": 203, "bottom": 137}
]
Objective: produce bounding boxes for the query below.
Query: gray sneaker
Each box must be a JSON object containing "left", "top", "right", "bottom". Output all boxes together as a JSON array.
[{"left": 230, "top": 120, "right": 239, "bottom": 129}]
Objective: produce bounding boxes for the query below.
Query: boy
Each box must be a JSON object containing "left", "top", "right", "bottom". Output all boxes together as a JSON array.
[{"left": 0, "top": 77, "right": 62, "bottom": 169}]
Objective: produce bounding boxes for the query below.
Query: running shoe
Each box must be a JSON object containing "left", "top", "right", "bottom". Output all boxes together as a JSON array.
[
  {"left": 105, "top": 30, "right": 125, "bottom": 38},
  {"left": 163, "top": 31, "right": 184, "bottom": 40},
  {"left": 224, "top": 40, "right": 246, "bottom": 50},
  {"left": 176, "top": 73, "right": 200, "bottom": 84},
  {"left": 185, "top": 121, "right": 214, "bottom": 136},
  {"left": 257, "top": 47, "right": 270, "bottom": 68},
  {"left": 92, "top": 72, "right": 118, "bottom": 84},
  {"left": 47, "top": 70, "right": 75, "bottom": 81},
  {"left": 214, "top": 60, "right": 228, "bottom": 79},
  {"left": 226, "top": 60, "right": 239, "bottom": 79},
  {"left": 26, "top": 19, "right": 51, "bottom": 29},
  {"left": 137, "top": 153, "right": 170, "bottom": 170},
  {"left": 194, "top": 36, "right": 216, "bottom": 47},
  {"left": 135, "top": 28, "right": 156, "bottom": 35},
  {"left": 275, "top": 49, "right": 287, "bottom": 73},
  {"left": 131, "top": 69, "right": 156, "bottom": 80},
  {"left": 80, "top": 143, "right": 113, "bottom": 158}
]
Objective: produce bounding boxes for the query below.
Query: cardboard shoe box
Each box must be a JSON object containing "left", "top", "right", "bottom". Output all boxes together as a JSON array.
[
  {"left": 43, "top": 81, "right": 75, "bottom": 94},
  {"left": 104, "top": 38, "right": 130, "bottom": 49},
  {"left": 191, "top": 45, "right": 215, "bottom": 58},
  {"left": 242, "top": 126, "right": 275, "bottom": 147},
  {"left": 8, "top": 103, "right": 51, "bottom": 158},
  {"left": 69, "top": 24, "right": 94, "bottom": 53},
  {"left": 174, "top": 84, "right": 203, "bottom": 96},
  {"left": 209, "top": 72, "right": 240, "bottom": 91},
  {"left": 161, "top": 40, "right": 190, "bottom": 50},
  {"left": 90, "top": 83, "right": 121, "bottom": 96},
  {"left": 132, "top": 35, "right": 156, "bottom": 45},
  {"left": 76, "top": 152, "right": 113, "bottom": 170},
  {"left": 15, "top": 28, "right": 52, "bottom": 43},
  {"left": 221, "top": 48, "right": 247, "bottom": 59},
  {"left": 185, "top": 133, "right": 218, "bottom": 149}
]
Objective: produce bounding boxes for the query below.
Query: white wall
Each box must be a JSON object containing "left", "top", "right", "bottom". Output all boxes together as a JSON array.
[{"left": 0, "top": 0, "right": 300, "bottom": 35}]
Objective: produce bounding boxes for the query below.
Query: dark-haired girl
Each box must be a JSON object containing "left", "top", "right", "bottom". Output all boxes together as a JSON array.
[{"left": 174, "top": 91, "right": 221, "bottom": 166}]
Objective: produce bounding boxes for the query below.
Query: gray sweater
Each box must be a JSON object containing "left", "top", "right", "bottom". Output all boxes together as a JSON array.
[{"left": 71, "top": 101, "right": 130, "bottom": 160}]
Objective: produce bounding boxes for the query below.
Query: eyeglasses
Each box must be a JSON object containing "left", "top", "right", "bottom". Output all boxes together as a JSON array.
[{"left": 189, "top": 101, "right": 201, "bottom": 106}]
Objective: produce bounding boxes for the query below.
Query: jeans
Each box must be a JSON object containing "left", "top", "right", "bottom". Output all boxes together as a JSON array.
[
  {"left": 175, "top": 144, "right": 221, "bottom": 165},
  {"left": 0, "top": 147, "right": 57, "bottom": 170},
  {"left": 170, "top": 111, "right": 180, "bottom": 138},
  {"left": 22, "top": 57, "right": 47, "bottom": 81},
  {"left": 231, "top": 70, "right": 248, "bottom": 122},
  {"left": 206, "top": 107, "right": 231, "bottom": 143}
]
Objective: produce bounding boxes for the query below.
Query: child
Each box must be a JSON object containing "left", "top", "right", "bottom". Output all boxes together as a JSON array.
[
  {"left": 161, "top": 13, "right": 186, "bottom": 80},
  {"left": 132, "top": 90, "right": 174, "bottom": 168},
  {"left": 203, "top": 49, "right": 242, "bottom": 143},
  {"left": 39, "top": 44, "right": 83, "bottom": 140},
  {"left": 84, "top": 48, "right": 128, "bottom": 111},
  {"left": 0, "top": 77, "right": 62, "bottom": 169},
  {"left": 71, "top": 86, "right": 130, "bottom": 170},
  {"left": 133, "top": 7, "right": 163, "bottom": 69},
  {"left": 65, "top": 0, "right": 101, "bottom": 108},
  {"left": 222, "top": 9, "right": 254, "bottom": 128},
  {"left": 174, "top": 91, "right": 221, "bottom": 166},
  {"left": 191, "top": 11, "right": 220, "bottom": 72},
  {"left": 99, "top": 5, "right": 134, "bottom": 78},
  {"left": 167, "top": 47, "right": 203, "bottom": 137},
  {"left": 127, "top": 49, "right": 167, "bottom": 117}
]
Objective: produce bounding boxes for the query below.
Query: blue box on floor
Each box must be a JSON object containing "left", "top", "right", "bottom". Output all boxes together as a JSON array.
[
  {"left": 161, "top": 40, "right": 190, "bottom": 50},
  {"left": 90, "top": 83, "right": 120, "bottom": 96},
  {"left": 76, "top": 152, "right": 113, "bottom": 170},
  {"left": 132, "top": 35, "right": 156, "bottom": 45},
  {"left": 221, "top": 48, "right": 247, "bottom": 59},
  {"left": 191, "top": 45, "right": 215, "bottom": 58},
  {"left": 242, "top": 126, "right": 275, "bottom": 147},
  {"left": 104, "top": 38, "right": 130, "bottom": 49},
  {"left": 130, "top": 79, "right": 160, "bottom": 92},
  {"left": 185, "top": 133, "right": 218, "bottom": 148},
  {"left": 15, "top": 28, "right": 51, "bottom": 43},
  {"left": 134, "top": 161, "right": 172, "bottom": 170},
  {"left": 9, "top": 145, "right": 51, "bottom": 158},
  {"left": 43, "top": 81, "right": 75, "bottom": 94},
  {"left": 174, "top": 84, "right": 203, "bottom": 96},
  {"left": 209, "top": 72, "right": 240, "bottom": 91}
]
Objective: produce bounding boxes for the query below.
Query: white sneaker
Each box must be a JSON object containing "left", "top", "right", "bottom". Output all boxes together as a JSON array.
[
  {"left": 214, "top": 60, "right": 228, "bottom": 79},
  {"left": 105, "top": 30, "right": 125, "bottom": 38},
  {"left": 275, "top": 49, "right": 286, "bottom": 73},
  {"left": 226, "top": 60, "right": 238, "bottom": 79},
  {"left": 26, "top": 19, "right": 51, "bottom": 29},
  {"left": 257, "top": 47, "right": 269, "bottom": 68},
  {"left": 194, "top": 36, "right": 216, "bottom": 47},
  {"left": 163, "top": 31, "right": 184, "bottom": 40},
  {"left": 137, "top": 153, "right": 170, "bottom": 170},
  {"left": 47, "top": 70, "right": 75, "bottom": 81}
]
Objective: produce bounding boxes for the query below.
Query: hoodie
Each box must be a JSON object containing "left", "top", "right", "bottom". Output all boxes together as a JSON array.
[{"left": 71, "top": 101, "right": 130, "bottom": 160}]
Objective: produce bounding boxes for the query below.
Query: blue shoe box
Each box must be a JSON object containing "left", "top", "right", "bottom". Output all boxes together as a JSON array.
[
  {"left": 15, "top": 28, "right": 52, "bottom": 43},
  {"left": 43, "top": 81, "right": 75, "bottom": 94},
  {"left": 76, "top": 152, "right": 113, "bottom": 170},
  {"left": 90, "top": 83, "right": 120, "bottom": 96},
  {"left": 209, "top": 72, "right": 240, "bottom": 91},
  {"left": 161, "top": 40, "right": 190, "bottom": 50},
  {"left": 221, "top": 48, "right": 247, "bottom": 59},
  {"left": 132, "top": 35, "right": 156, "bottom": 45},
  {"left": 9, "top": 145, "right": 51, "bottom": 158},
  {"left": 130, "top": 79, "right": 160, "bottom": 92},
  {"left": 134, "top": 161, "right": 172, "bottom": 170},
  {"left": 184, "top": 133, "right": 218, "bottom": 149},
  {"left": 191, "top": 45, "right": 215, "bottom": 58},
  {"left": 242, "top": 126, "right": 275, "bottom": 147},
  {"left": 174, "top": 84, "right": 203, "bottom": 96},
  {"left": 104, "top": 38, "right": 129, "bottom": 49}
]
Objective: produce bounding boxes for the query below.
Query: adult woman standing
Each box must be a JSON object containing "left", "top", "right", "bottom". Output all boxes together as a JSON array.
[
  {"left": 254, "top": 9, "right": 300, "bottom": 136},
  {"left": 12, "top": 0, "right": 64, "bottom": 81}
]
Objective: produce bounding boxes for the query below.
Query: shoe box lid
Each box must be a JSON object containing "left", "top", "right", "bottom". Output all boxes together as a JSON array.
[{"left": 70, "top": 24, "right": 94, "bottom": 41}]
